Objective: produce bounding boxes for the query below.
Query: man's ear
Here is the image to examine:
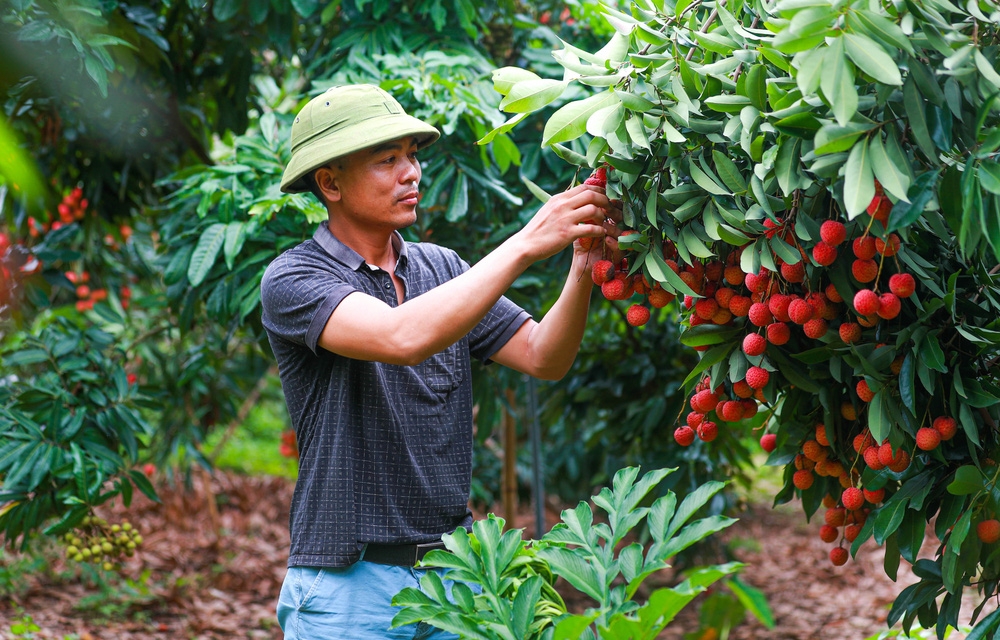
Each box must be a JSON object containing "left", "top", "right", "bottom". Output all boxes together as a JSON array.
[{"left": 313, "top": 166, "right": 341, "bottom": 203}]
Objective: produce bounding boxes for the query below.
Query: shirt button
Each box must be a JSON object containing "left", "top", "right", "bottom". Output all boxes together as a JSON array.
[{"left": 384, "top": 282, "right": 391, "bottom": 290}]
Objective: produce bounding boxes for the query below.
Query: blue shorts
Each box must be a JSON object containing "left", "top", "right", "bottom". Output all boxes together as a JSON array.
[{"left": 277, "top": 561, "right": 459, "bottom": 640}]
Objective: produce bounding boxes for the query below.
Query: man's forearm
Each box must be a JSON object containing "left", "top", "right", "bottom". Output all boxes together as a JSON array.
[{"left": 521, "top": 260, "right": 595, "bottom": 380}]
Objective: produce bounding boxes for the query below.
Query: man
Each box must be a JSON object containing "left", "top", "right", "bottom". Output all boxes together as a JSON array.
[{"left": 261, "top": 84, "right": 618, "bottom": 639}]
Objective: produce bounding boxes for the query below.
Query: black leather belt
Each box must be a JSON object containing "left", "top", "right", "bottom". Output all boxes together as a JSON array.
[{"left": 362, "top": 541, "right": 448, "bottom": 566}]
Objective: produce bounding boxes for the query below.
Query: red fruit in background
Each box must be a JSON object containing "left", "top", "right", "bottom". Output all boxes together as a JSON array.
[
  {"left": 803, "top": 318, "right": 828, "bottom": 339},
  {"left": 766, "top": 322, "right": 791, "bottom": 345},
  {"left": 839, "top": 322, "right": 862, "bottom": 343},
  {"left": 845, "top": 524, "right": 862, "bottom": 542},
  {"left": 126, "top": 372, "right": 137, "bottom": 385},
  {"left": 721, "top": 401, "right": 744, "bottom": 422},
  {"left": 687, "top": 411, "right": 705, "bottom": 428},
  {"left": 724, "top": 265, "right": 744, "bottom": 285},
  {"left": 854, "top": 289, "right": 879, "bottom": 316},
  {"left": 741, "top": 399, "right": 758, "bottom": 418},
  {"left": 933, "top": 416, "right": 958, "bottom": 440},
  {"left": 626, "top": 304, "right": 651, "bottom": 327},
  {"left": 830, "top": 547, "right": 849, "bottom": 566},
  {"left": 695, "top": 298, "right": 718, "bottom": 320},
  {"left": 889, "top": 273, "right": 916, "bottom": 298},
  {"left": 760, "top": 433, "right": 777, "bottom": 452},
  {"left": 714, "top": 287, "right": 735, "bottom": 309},
  {"left": 864, "top": 446, "right": 885, "bottom": 470},
  {"left": 853, "top": 236, "right": 877, "bottom": 260},
  {"left": 746, "top": 366, "right": 770, "bottom": 390},
  {"left": 729, "top": 295, "right": 752, "bottom": 317},
  {"left": 767, "top": 293, "right": 792, "bottom": 322},
  {"left": 820, "top": 220, "right": 847, "bottom": 246},
  {"left": 825, "top": 282, "right": 843, "bottom": 303},
  {"left": 812, "top": 242, "right": 838, "bottom": 266},
  {"left": 733, "top": 380, "right": 754, "bottom": 399},
  {"left": 697, "top": 421, "right": 718, "bottom": 442},
  {"left": 842, "top": 487, "right": 864, "bottom": 511},
  {"left": 743, "top": 332, "right": 766, "bottom": 356},
  {"left": 856, "top": 379, "right": 875, "bottom": 402},
  {"left": 793, "top": 469, "right": 814, "bottom": 490},
  {"left": 780, "top": 260, "right": 805, "bottom": 283},
  {"left": 977, "top": 519, "right": 1000, "bottom": 544},
  {"left": 601, "top": 277, "right": 627, "bottom": 301},
  {"left": 674, "top": 426, "right": 696, "bottom": 446},
  {"left": 916, "top": 427, "right": 941, "bottom": 451},
  {"left": 851, "top": 258, "right": 878, "bottom": 283},
  {"left": 120, "top": 224, "right": 133, "bottom": 241},
  {"left": 584, "top": 166, "right": 607, "bottom": 187},
  {"left": 889, "top": 449, "right": 911, "bottom": 473},
  {"left": 876, "top": 233, "right": 901, "bottom": 256},
  {"left": 819, "top": 524, "right": 839, "bottom": 543},
  {"left": 787, "top": 298, "right": 814, "bottom": 324},
  {"left": 142, "top": 463, "right": 156, "bottom": 477},
  {"left": 591, "top": 259, "right": 615, "bottom": 285},
  {"left": 76, "top": 285, "right": 91, "bottom": 299},
  {"left": 863, "top": 488, "right": 885, "bottom": 504},
  {"left": 877, "top": 442, "right": 898, "bottom": 467},
  {"left": 648, "top": 287, "right": 674, "bottom": 308},
  {"left": 877, "top": 293, "right": 901, "bottom": 320},
  {"left": 748, "top": 302, "right": 773, "bottom": 327}
]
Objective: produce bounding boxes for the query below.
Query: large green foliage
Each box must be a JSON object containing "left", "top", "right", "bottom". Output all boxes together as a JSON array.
[{"left": 490, "top": 0, "right": 1000, "bottom": 635}]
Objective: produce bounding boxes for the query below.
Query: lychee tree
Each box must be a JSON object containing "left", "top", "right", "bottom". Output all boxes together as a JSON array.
[{"left": 486, "top": 0, "right": 1000, "bottom": 635}]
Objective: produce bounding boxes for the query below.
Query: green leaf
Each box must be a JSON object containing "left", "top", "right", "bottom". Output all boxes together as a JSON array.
[
  {"left": 843, "top": 33, "right": 902, "bottom": 85},
  {"left": 843, "top": 138, "right": 875, "bottom": 219},
  {"left": 542, "top": 92, "right": 620, "bottom": 147},
  {"left": 887, "top": 170, "right": 940, "bottom": 233},
  {"left": 689, "top": 159, "right": 729, "bottom": 196},
  {"left": 873, "top": 495, "right": 908, "bottom": 545},
  {"left": 2, "top": 348, "right": 49, "bottom": 367},
  {"left": 477, "top": 112, "right": 528, "bottom": 146},
  {"left": 903, "top": 77, "right": 937, "bottom": 161},
  {"left": 491, "top": 67, "right": 541, "bottom": 96},
  {"left": 775, "top": 137, "right": 804, "bottom": 195},
  {"left": 727, "top": 578, "right": 775, "bottom": 628},
  {"left": 851, "top": 10, "right": 914, "bottom": 56},
  {"left": 500, "top": 79, "right": 568, "bottom": 114},
  {"left": 187, "top": 223, "right": 227, "bottom": 287},
  {"left": 223, "top": 221, "right": 247, "bottom": 271},
  {"left": 536, "top": 547, "right": 603, "bottom": 602},
  {"left": 813, "top": 121, "right": 872, "bottom": 155},
  {"left": 820, "top": 38, "right": 857, "bottom": 126},
  {"left": 212, "top": 0, "right": 240, "bottom": 21},
  {"left": 869, "top": 134, "right": 910, "bottom": 202},
  {"left": 446, "top": 173, "right": 469, "bottom": 222},
  {"left": 980, "top": 161, "right": 1000, "bottom": 196},
  {"left": 84, "top": 55, "right": 108, "bottom": 98},
  {"left": 947, "top": 465, "right": 985, "bottom": 496}
]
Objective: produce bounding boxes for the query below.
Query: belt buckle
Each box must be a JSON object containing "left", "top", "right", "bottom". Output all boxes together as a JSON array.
[{"left": 414, "top": 541, "right": 443, "bottom": 564}]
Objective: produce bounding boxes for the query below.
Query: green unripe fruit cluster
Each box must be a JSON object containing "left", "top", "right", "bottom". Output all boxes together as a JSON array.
[{"left": 60, "top": 515, "right": 144, "bottom": 571}]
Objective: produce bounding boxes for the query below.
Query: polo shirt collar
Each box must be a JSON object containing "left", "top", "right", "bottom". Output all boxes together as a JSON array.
[{"left": 313, "top": 222, "right": 409, "bottom": 272}]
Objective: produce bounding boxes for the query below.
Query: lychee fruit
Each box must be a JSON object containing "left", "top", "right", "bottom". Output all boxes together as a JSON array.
[
  {"left": 745, "top": 366, "right": 770, "bottom": 390},
  {"left": 851, "top": 258, "right": 878, "bottom": 283},
  {"left": 889, "top": 273, "right": 915, "bottom": 298},
  {"left": 721, "top": 401, "right": 744, "bottom": 422},
  {"left": 793, "top": 469, "right": 814, "bottom": 490},
  {"left": 825, "top": 282, "right": 843, "bottom": 303},
  {"left": 803, "top": 318, "right": 828, "bottom": 339},
  {"left": 856, "top": 379, "right": 875, "bottom": 402},
  {"left": 877, "top": 293, "right": 901, "bottom": 320},
  {"left": 627, "top": 304, "right": 651, "bottom": 327},
  {"left": 591, "top": 260, "right": 615, "bottom": 285},
  {"left": 842, "top": 487, "right": 864, "bottom": 511},
  {"left": 853, "top": 289, "right": 879, "bottom": 316},
  {"left": 853, "top": 236, "right": 877, "bottom": 260},
  {"left": 674, "top": 426, "right": 696, "bottom": 446},
  {"left": 729, "top": 295, "right": 752, "bottom": 317},
  {"left": 584, "top": 166, "right": 607, "bottom": 187},
  {"left": 788, "top": 298, "right": 814, "bottom": 325},
  {"left": 766, "top": 322, "right": 791, "bottom": 345},
  {"left": 697, "top": 421, "right": 718, "bottom": 442},
  {"left": 760, "top": 433, "right": 777, "bottom": 452},
  {"left": 977, "top": 519, "right": 1000, "bottom": 544},
  {"left": 819, "top": 524, "right": 839, "bottom": 543},
  {"left": 743, "top": 333, "right": 767, "bottom": 357},
  {"left": 648, "top": 287, "right": 675, "bottom": 308},
  {"left": 812, "top": 241, "right": 838, "bottom": 266},
  {"left": 839, "top": 322, "right": 862, "bottom": 343},
  {"left": 781, "top": 260, "right": 805, "bottom": 283},
  {"left": 601, "top": 277, "right": 627, "bottom": 301},
  {"left": 933, "top": 416, "right": 958, "bottom": 441},
  {"left": 916, "top": 427, "right": 941, "bottom": 451},
  {"left": 820, "top": 220, "right": 847, "bottom": 246},
  {"left": 748, "top": 302, "right": 773, "bottom": 327}
]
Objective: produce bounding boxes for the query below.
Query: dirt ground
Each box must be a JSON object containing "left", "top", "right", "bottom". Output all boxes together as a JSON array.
[{"left": 0, "top": 471, "right": 992, "bottom": 639}]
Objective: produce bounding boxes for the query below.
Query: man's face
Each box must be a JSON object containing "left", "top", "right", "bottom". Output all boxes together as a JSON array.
[{"left": 320, "top": 136, "right": 423, "bottom": 230}]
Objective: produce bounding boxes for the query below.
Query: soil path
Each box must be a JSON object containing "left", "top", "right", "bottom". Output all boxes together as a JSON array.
[{"left": 0, "top": 472, "right": 990, "bottom": 639}]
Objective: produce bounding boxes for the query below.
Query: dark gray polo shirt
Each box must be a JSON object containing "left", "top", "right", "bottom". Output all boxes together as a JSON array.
[{"left": 260, "top": 222, "right": 530, "bottom": 568}]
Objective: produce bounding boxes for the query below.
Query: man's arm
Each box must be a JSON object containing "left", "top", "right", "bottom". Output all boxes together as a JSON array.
[
  {"left": 317, "top": 184, "right": 609, "bottom": 365},
  {"left": 489, "top": 217, "right": 622, "bottom": 381}
]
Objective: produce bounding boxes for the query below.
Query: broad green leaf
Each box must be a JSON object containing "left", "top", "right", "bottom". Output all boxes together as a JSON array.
[
  {"left": 843, "top": 138, "right": 875, "bottom": 219},
  {"left": 868, "top": 391, "right": 890, "bottom": 444},
  {"left": 851, "top": 9, "right": 914, "bottom": 56},
  {"left": 887, "top": 169, "right": 940, "bottom": 232},
  {"left": 775, "top": 137, "right": 804, "bottom": 195},
  {"left": 947, "top": 465, "right": 985, "bottom": 495},
  {"left": 536, "top": 547, "right": 603, "bottom": 602},
  {"left": 980, "top": 161, "right": 1000, "bottom": 195},
  {"left": 794, "top": 47, "right": 825, "bottom": 96},
  {"left": 874, "top": 495, "right": 908, "bottom": 545},
  {"left": 689, "top": 159, "right": 729, "bottom": 196},
  {"left": 491, "top": 67, "right": 541, "bottom": 96},
  {"left": 223, "top": 221, "right": 247, "bottom": 271},
  {"left": 727, "top": 578, "right": 776, "bottom": 628},
  {"left": 820, "top": 38, "right": 857, "bottom": 125},
  {"left": 477, "top": 112, "right": 528, "bottom": 146},
  {"left": 903, "top": 77, "right": 937, "bottom": 161},
  {"left": 446, "top": 173, "right": 469, "bottom": 222},
  {"left": 499, "top": 79, "right": 568, "bottom": 113},
  {"left": 843, "top": 33, "right": 902, "bottom": 85},
  {"left": 813, "top": 122, "right": 872, "bottom": 155},
  {"left": 187, "top": 223, "right": 227, "bottom": 287},
  {"left": 542, "top": 91, "right": 620, "bottom": 147},
  {"left": 869, "top": 134, "right": 910, "bottom": 202}
]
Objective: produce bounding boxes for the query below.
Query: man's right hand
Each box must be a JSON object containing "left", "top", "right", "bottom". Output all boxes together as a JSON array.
[{"left": 512, "top": 184, "right": 611, "bottom": 263}]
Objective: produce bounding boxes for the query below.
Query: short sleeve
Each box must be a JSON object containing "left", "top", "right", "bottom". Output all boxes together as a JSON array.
[
  {"left": 452, "top": 257, "right": 531, "bottom": 363},
  {"left": 260, "top": 249, "right": 358, "bottom": 354}
]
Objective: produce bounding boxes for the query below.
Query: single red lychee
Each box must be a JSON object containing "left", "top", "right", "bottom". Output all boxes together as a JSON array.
[
  {"left": 851, "top": 258, "right": 878, "bottom": 283},
  {"left": 591, "top": 259, "right": 615, "bottom": 285},
  {"left": 803, "top": 318, "right": 828, "bottom": 339},
  {"left": 877, "top": 293, "right": 901, "bottom": 320},
  {"left": 746, "top": 366, "right": 770, "bottom": 390},
  {"left": 729, "top": 295, "right": 752, "bottom": 317},
  {"left": 766, "top": 322, "right": 791, "bottom": 345},
  {"left": 627, "top": 304, "right": 651, "bottom": 327},
  {"left": 839, "top": 322, "right": 862, "bottom": 343},
  {"left": 819, "top": 524, "right": 839, "bottom": 543},
  {"left": 825, "top": 282, "right": 843, "bottom": 303},
  {"left": 674, "top": 426, "right": 696, "bottom": 446},
  {"left": 748, "top": 302, "right": 773, "bottom": 327},
  {"left": 820, "top": 220, "right": 847, "bottom": 246},
  {"left": 760, "top": 433, "right": 777, "bottom": 452},
  {"left": 889, "top": 273, "right": 915, "bottom": 298},
  {"left": 853, "top": 236, "right": 877, "bottom": 260},
  {"left": 648, "top": 287, "right": 675, "bottom": 308},
  {"left": 720, "top": 401, "right": 744, "bottom": 422},
  {"left": 780, "top": 260, "right": 805, "bottom": 283},
  {"left": 916, "top": 427, "right": 941, "bottom": 451},
  {"left": 853, "top": 289, "right": 879, "bottom": 316},
  {"left": 812, "top": 242, "right": 838, "bottom": 266},
  {"left": 933, "top": 416, "right": 958, "bottom": 441},
  {"left": 686, "top": 411, "right": 705, "bottom": 429},
  {"left": 584, "top": 166, "right": 607, "bottom": 187},
  {"left": 842, "top": 487, "right": 864, "bottom": 511},
  {"left": 743, "top": 333, "right": 767, "bottom": 357},
  {"left": 977, "top": 519, "right": 1000, "bottom": 544},
  {"left": 793, "top": 469, "right": 814, "bottom": 490},
  {"left": 697, "top": 421, "right": 718, "bottom": 442},
  {"left": 856, "top": 379, "right": 875, "bottom": 402},
  {"left": 788, "top": 298, "right": 814, "bottom": 325},
  {"left": 863, "top": 487, "right": 885, "bottom": 504}
]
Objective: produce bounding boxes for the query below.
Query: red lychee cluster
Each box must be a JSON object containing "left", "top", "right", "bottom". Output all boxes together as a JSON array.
[
  {"left": 592, "top": 256, "right": 667, "bottom": 327},
  {"left": 65, "top": 270, "right": 108, "bottom": 312},
  {"left": 55, "top": 187, "right": 89, "bottom": 227},
  {"left": 673, "top": 375, "right": 762, "bottom": 447}
]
